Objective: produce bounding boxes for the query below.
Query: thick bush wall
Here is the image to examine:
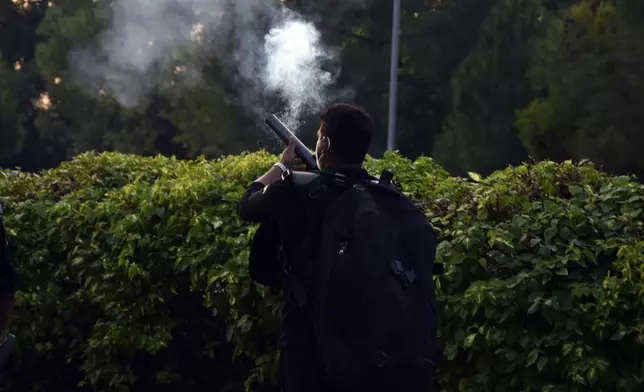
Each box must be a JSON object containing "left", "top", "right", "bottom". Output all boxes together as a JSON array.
[{"left": 0, "top": 151, "right": 642, "bottom": 391}]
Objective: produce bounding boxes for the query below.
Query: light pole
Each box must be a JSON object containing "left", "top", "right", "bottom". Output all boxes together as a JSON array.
[{"left": 387, "top": 0, "right": 401, "bottom": 152}]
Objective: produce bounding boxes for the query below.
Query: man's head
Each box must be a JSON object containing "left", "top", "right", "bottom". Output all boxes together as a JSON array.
[{"left": 315, "top": 103, "right": 373, "bottom": 170}]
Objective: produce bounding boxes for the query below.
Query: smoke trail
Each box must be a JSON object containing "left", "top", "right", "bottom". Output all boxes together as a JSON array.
[
  {"left": 67, "top": 0, "right": 354, "bottom": 130},
  {"left": 263, "top": 12, "right": 336, "bottom": 129}
]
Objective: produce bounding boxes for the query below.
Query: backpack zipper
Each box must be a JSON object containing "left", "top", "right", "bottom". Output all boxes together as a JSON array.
[{"left": 338, "top": 241, "right": 348, "bottom": 256}]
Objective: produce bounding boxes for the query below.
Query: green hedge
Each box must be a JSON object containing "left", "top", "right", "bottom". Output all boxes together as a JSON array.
[{"left": 0, "top": 151, "right": 643, "bottom": 392}]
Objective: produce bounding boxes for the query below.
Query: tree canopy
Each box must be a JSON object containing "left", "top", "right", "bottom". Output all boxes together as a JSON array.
[{"left": 0, "top": 0, "right": 642, "bottom": 179}]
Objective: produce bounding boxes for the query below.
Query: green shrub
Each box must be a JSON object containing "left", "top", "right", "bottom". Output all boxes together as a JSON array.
[{"left": 0, "top": 151, "right": 642, "bottom": 391}]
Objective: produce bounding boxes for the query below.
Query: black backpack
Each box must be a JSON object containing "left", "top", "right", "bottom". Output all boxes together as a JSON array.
[{"left": 291, "top": 170, "right": 443, "bottom": 391}]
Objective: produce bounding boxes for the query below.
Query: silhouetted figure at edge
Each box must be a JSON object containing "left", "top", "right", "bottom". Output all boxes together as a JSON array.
[
  {"left": 0, "top": 202, "right": 16, "bottom": 371},
  {"left": 238, "top": 103, "right": 442, "bottom": 392}
]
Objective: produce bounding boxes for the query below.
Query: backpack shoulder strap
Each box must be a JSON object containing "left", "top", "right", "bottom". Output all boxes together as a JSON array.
[
  {"left": 289, "top": 170, "right": 356, "bottom": 200},
  {"left": 290, "top": 171, "right": 322, "bottom": 187},
  {"left": 277, "top": 171, "right": 332, "bottom": 309}
]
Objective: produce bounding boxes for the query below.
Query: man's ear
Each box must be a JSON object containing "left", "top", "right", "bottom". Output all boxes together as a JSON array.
[{"left": 324, "top": 136, "right": 331, "bottom": 152}]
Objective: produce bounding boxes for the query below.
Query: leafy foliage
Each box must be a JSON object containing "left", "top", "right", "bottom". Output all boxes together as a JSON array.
[
  {"left": 517, "top": 0, "right": 644, "bottom": 180},
  {"left": 1, "top": 151, "right": 642, "bottom": 391}
]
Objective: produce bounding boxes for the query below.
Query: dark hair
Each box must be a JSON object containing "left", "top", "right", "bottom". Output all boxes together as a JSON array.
[{"left": 320, "top": 103, "right": 373, "bottom": 165}]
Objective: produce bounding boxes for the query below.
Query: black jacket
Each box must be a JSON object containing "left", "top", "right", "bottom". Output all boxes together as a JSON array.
[
  {"left": 237, "top": 167, "right": 373, "bottom": 291},
  {"left": 237, "top": 167, "right": 372, "bottom": 392}
]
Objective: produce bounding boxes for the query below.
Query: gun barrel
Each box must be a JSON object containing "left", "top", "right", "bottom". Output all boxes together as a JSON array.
[{"left": 264, "top": 114, "right": 317, "bottom": 170}]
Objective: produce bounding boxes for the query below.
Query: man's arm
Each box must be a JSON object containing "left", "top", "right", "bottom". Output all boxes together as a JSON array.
[
  {"left": 255, "top": 165, "right": 284, "bottom": 188},
  {"left": 237, "top": 138, "right": 297, "bottom": 223},
  {"left": 237, "top": 179, "right": 288, "bottom": 222}
]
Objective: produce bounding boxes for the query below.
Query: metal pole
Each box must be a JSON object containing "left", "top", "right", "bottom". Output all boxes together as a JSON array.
[{"left": 387, "top": 0, "right": 401, "bottom": 152}]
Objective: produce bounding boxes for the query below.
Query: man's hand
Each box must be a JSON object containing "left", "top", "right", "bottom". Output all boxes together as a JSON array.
[
  {"left": 279, "top": 137, "right": 297, "bottom": 169},
  {"left": 255, "top": 138, "right": 297, "bottom": 186}
]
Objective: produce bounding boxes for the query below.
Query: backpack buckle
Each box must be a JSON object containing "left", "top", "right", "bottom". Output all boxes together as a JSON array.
[
  {"left": 389, "top": 259, "right": 417, "bottom": 288},
  {"left": 332, "top": 173, "right": 349, "bottom": 187},
  {"left": 374, "top": 350, "right": 388, "bottom": 368},
  {"left": 352, "top": 183, "right": 366, "bottom": 191}
]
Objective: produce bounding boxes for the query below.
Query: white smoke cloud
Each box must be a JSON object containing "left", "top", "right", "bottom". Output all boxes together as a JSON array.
[
  {"left": 68, "top": 0, "right": 355, "bottom": 131},
  {"left": 263, "top": 13, "right": 336, "bottom": 129}
]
